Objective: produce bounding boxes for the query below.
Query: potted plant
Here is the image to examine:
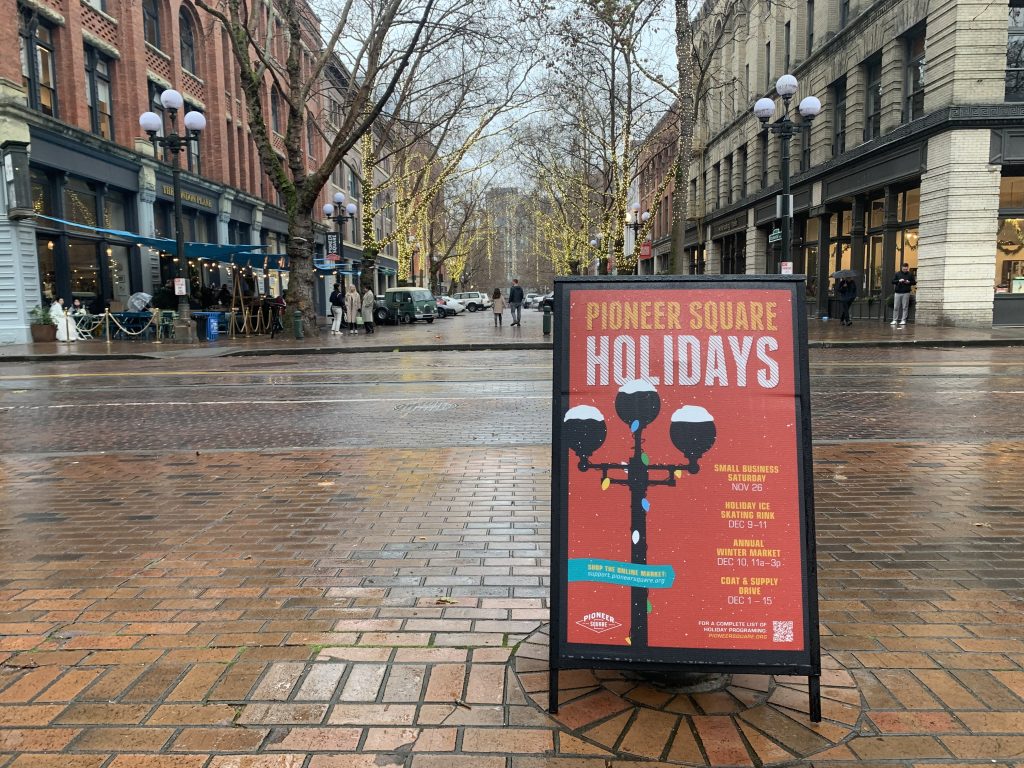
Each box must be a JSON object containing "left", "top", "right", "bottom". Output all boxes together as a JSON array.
[{"left": 28, "top": 305, "right": 56, "bottom": 343}]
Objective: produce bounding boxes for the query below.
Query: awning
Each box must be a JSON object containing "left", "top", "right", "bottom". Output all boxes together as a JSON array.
[{"left": 35, "top": 215, "right": 269, "bottom": 260}]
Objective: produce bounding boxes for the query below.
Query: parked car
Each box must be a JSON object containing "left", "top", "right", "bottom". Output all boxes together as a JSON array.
[
  {"left": 379, "top": 287, "right": 436, "bottom": 324},
  {"left": 451, "top": 291, "right": 492, "bottom": 312},
  {"left": 436, "top": 296, "right": 466, "bottom": 317},
  {"left": 537, "top": 293, "right": 555, "bottom": 311},
  {"left": 373, "top": 295, "right": 390, "bottom": 325},
  {"left": 524, "top": 293, "right": 539, "bottom": 308}
]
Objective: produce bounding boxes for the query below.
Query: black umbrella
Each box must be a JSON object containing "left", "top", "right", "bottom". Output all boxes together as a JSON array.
[{"left": 831, "top": 269, "right": 858, "bottom": 279}]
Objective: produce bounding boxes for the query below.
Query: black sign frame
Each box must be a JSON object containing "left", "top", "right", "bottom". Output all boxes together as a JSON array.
[{"left": 549, "top": 274, "right": 821, "bottom": 721}]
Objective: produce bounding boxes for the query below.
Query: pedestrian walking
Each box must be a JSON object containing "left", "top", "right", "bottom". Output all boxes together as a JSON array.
[
  {"left": 837, "top": 277, "right": 857, "bottom": 326},
  {"left": 361, "top": 284, "right": 376, "bottom": 334},
  {"left": 508, "top": 278, "right": 524, "bottom": 326},
  {"left": 345, "top": 284, "right": 360, "bottom": 334},
  {"left": 329, "top": 283, "right": 346, "bottom": 335},
  {"left": 891, "top": 263, "right": 916, "bottom": 327},
  {"left": 491, "top": 288, "right": 505, "bottom": 327}
]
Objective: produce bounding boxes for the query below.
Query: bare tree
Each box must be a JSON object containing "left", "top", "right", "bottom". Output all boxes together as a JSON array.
[{"left": 196, "top": 0, "right": 499, "bottom": 334}]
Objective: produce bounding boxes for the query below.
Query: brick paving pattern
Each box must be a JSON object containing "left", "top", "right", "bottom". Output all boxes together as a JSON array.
[{"left": 0, "top": 347, "right": 1023, "bottom": 765}]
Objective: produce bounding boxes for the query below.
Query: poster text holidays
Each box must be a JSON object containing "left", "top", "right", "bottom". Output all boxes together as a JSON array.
[{"left": 583, "top": 299, "right": 783, "bottom": 388}]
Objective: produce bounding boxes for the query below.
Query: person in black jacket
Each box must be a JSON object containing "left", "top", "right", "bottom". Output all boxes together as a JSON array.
[
  {"left": 837, "top": 277, "right": 857, "bottom": 326},
  {"left": 329, "top": 283, "right": 346, "bottom": 335},
  {"left": 891, "top": 263, "right": 916, "bottom": 327},
  {"left": 508, "top": 278, "right": 525, "bottom": 326}
]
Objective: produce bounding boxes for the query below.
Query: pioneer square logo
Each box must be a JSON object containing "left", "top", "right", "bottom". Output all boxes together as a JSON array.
[{"left": 576, "top": 611, "right": 622, "bottom": 634}]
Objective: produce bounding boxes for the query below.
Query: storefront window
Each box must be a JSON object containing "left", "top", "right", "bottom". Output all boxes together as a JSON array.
[
  {"left": 37, "top": 237, "right": 56, "bottom": 304},
  {"left": 68, "top": 239, "right": 100, "bottom": 307},
  {"left": 104, "top": 189, "right": 127, "bottom": 230},
  {"left": 803, "top": 218, "right": 819, "bottom": 299},
  {"left": 64, "top": 178, "right": 98, "bottom": 227},
  {"left": 1001, "top": 175, "right": 1024, "bottom": 209},
  {"left": 996, "top": 218, "right": 1024, "bottom": 291},
  {"left": 31, "top": 170, "right": 53, "bottom": 217},
  {"left": 106, "top": 244, "right": 131, "bottom": 308}
]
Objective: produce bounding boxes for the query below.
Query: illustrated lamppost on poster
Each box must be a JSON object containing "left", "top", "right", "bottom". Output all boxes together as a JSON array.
[
  {"left": 139, "top": 89, "right": 206, "bottom": 343},
  {"left": 564, "top": 380, "right": 717, "bottom": 648}
]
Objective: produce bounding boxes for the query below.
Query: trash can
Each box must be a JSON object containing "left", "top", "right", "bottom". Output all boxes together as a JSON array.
[
  {"left": 293, "top": 310, "right": 304, "bottom": 339},
  {"left": 543, "top": 305, "right": 552, "bottom": 336}
]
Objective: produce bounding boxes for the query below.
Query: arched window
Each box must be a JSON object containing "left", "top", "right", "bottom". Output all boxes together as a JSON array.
[
  {"left": 142, "top": 0, "right": 160, "bottom": 48},
  {"left": 179, "top": 10, "right": 197, "bottom": 74}
]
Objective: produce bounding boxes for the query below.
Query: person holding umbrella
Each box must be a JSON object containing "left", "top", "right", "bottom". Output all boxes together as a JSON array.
[{"left": 831, "top": 269, "right": 858, "bottom": 326}]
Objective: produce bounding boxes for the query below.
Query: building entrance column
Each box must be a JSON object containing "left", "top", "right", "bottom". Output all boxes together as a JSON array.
[{"left": 917, "top": 129, "right": 999, "bottom": 326}]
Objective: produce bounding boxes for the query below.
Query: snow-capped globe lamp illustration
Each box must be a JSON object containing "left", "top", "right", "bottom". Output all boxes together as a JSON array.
[
  {"left": 670, "top": 405, "right": 717, "bottom": 471},
  {"left": 563, "top": 405, "right": 607, "bottom": 467}
]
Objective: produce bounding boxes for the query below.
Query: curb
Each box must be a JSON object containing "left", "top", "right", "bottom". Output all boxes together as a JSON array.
[{"left": 3, "top": 336, "right": 1024, "bottom": 364}]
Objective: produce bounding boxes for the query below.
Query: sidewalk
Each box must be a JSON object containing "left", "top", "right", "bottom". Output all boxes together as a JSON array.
[{"left": 4, "top": 311, "right": 1024, "bottom": 362}]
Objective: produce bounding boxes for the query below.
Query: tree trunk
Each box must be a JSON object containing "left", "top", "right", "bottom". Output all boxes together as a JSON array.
[{"left": 288, "top": 211, "right": 319, "bottom": 337}]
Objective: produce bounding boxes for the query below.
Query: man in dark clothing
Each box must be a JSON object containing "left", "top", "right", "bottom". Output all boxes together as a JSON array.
[
  {"left": 329, "top": 283, "right": 346, "bottom": 334},
  {"left": 837, "top": 277, "right": 857, "bottom": 326},
  {"left": 508, "top": 278, "right": 525, "bottom": 326},
  {"left": 891, "top": 263, "right": 916, "bottom": 327}
]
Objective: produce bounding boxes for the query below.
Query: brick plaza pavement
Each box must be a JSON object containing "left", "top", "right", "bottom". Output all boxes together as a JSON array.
[{"left": 0, "top": 439, "right": 1023, "bottom": 767}]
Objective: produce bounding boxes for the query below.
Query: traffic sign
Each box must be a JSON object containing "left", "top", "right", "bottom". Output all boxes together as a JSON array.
[{"left": 768, "top": 228, "right": 781, "bottom": 243}]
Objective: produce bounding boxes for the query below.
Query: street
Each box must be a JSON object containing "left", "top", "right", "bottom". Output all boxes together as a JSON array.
[{"left": 0, "top": 341, "right": 1023, "bottom": 766}]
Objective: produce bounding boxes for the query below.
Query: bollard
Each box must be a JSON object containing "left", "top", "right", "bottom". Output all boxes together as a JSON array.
[
  {"left": 543, "top": 305, "right": 552, "bottom": 336},
  {"left": 293, "top": 310, "right": 304, "bottom": 339}
]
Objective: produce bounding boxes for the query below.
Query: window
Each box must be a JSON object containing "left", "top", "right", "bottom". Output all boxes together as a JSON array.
[
  {"left": 19, "top": 9, "right": 58, "bottom": 117},
  {"left": 270, "top": 87, "right": 281, "bottom": 133},
  {"left": 800, "top": 121, "right": 811, "bottom": 171},
  {"left": 143, "top": 0, "right": 161, "bottom": 48},
  {"left": 745, "top": 64, "right": 750, "bottom": 99},
  {"left": 179, "top": 10, "right": 197, "bottom": 74},
  {"left": 784, "top": 22, "right": 791, "bottom": 73},
  {"left": 840, "top": 0, "right": 850, "bottom": 28},
  {"left": 904, "top": 28, "right": 926, "bottom": 120},
  {"left": 1008, "top": 4, "right": 1024, "bottom": 102},
  {"left": 806, "top": 0, "right": 814, "bottom": 55},
  {"left": 184, "top": 104, "right": 202, "bottom": 173},
  {"left": 864, "top": 56, "right": 882, "bottom": 140},
  {"left": 831, "top": 76, "right": 847, "bottom": 155},
  {"left": 307, "top": 114, "right": 315, "bottom": 155},
  {"left": 759, "top": 130, "right": 769, "bottom": 187},
  {"left": 738, "top": 144, "right": 748, "bottom": 197},
  {"left": 83, "top": 0, "right": 105, "bottom": 10},
  {"left": 765, "top": 42, "right": 772, "bottom": 91},
  {"left": 712, "top": 162, "right": 721, "bottom": 209},
  {"left": 84, "top": 47, "right": 113, "bottom": 140}
]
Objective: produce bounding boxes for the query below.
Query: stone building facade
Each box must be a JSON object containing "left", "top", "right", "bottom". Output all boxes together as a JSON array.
[
  {"left": 641, "top": 0, "right": 1024, "bottom": 326},
  {"left": 0, "top": 0, "right": 398, "bottom": 344}
]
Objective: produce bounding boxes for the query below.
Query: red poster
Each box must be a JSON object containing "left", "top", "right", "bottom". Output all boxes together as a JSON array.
[{"left": 555, "top": 280, "right": 815, "bottom": 662}]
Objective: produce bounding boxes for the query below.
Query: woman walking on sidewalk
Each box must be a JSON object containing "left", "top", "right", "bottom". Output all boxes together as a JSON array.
[
  {"left": 344, "top": 284, "right": 360, "bottom": 335},
  {"left": 491, "top": 288, "right": 505, "bottom": 327}
]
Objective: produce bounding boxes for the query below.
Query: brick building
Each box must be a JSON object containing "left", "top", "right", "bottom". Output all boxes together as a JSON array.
[
  {"left": 0, "top": 0, "right": 398, "bottom": 344},
  {"left": 640, "top": 0, "right": 1024, "bottom": 326}
]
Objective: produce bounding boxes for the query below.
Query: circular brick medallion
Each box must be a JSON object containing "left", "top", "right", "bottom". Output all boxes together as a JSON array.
[{"left": 512, "top": 626, "right": 865, "bottom": 766}]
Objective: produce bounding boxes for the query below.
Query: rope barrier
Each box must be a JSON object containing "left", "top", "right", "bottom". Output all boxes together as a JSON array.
[{"left": 104, "top": 309, "right": 158, "bottom": 339}]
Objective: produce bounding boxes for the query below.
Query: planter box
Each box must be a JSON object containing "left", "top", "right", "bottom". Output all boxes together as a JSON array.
[{"left": 30, "top": 324, "right": 57, "bottom": 343}]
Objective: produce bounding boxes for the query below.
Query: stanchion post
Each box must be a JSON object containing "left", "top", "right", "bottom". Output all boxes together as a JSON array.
[
  {"left": 63, "top": 310, "right": 72, "bottom": 345},
  {"left": 153, "top": 310, "right": 163, "bottom": 344},
  {"left": 104, "top": 309, "right": 111, "bottom": 344}
]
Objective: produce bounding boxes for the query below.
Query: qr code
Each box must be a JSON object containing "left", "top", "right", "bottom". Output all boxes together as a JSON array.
[{"left": 773, "top": 620, "right": 794, "bottom": 643}]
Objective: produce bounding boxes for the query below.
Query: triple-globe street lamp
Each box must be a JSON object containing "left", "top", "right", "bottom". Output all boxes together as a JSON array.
[
  {"left": 323, "top": 192, "right": 359, "bottom": 285},
  {"left": 139, "top": 88, "right": 207, "bottom": 343},
  {"left": 753, "top": 74, "right": 821, "bottom": 273}
]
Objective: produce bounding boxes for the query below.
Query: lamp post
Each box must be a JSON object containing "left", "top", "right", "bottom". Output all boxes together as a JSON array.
[
  {"left": 628, "top": 202, "right": 651, "bottom": 273},
  {"left": 754, "top": 74, "right": 821, "bottom": 273},
  {"left": 323, "top": 192, "right": 359, "bottom": 284},
  {"left": 589, "top": 235, "right": 602, "bottom": 275},
  {"left": 563, "top": 381, "right": 717, "bottom": 648},
  {"left": 139, "top": 89, "right": 206, "bottom": 343}
]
